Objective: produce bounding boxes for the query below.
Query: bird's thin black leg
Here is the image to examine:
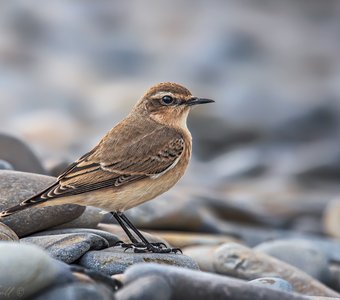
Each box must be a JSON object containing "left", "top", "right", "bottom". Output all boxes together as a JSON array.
[
  {"left": 118, "top": 212, "right": 182, "bottom": 254},
  {"left": 111, "top": 212, "right": 139, "bottom": 244},
  {"left": 118, "top": 212, "right": 150, "bottom": 245}
]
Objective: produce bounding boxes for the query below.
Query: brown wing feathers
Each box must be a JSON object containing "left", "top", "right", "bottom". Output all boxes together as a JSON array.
[{"left": 0, "top": 124, "right": 184, "bottom": 218}]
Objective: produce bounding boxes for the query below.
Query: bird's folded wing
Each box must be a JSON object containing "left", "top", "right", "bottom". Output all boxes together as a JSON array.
[{"left": 38, "top": 127, "right": 184, "bottom": 200}]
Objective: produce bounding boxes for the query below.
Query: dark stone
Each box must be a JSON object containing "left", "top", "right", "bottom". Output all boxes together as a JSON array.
[
  {"left": 21, "top": 232, "right": 110, "bottom": 264},
  {"left": 0, "top": 170, "right": 85, "bottom": 237},
  {"left": 0, "top": 133, "right": 46, "bottom": 174},
  {"left": 329, "top": 263, "right": 340, "bottom": 293},
  {"left": 79, "top": 247, "right": 199, "bottom": 275},
  {"left": 119, "top": 263, "right": 306, "bottom": 300},
  {"left": 31, "top": 228, "right": 120, "bottom": 247},
  {"left": 0, "top": 222, "right": 19, "bottom": 241}
]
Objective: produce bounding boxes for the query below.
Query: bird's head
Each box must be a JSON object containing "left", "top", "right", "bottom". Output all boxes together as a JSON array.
[{"left": 132, "top": 82, "right": 214, "bottom": 128}]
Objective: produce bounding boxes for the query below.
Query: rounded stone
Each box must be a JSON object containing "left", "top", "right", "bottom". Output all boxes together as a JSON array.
[
  {"left": 21, "top": 232, "right": 110, "bottom": 264},
  {"left": 0, "top": 133, "right": 46, "bottom": 174},
  {"left": 0, "top": 242, "right": 64, "bottom": 299},
  {"left": 31, "top": 228, "right": 120, "bottom": 247},
  {"left": 0, "top": 160, "right": 14, "bottom": 171},
  {"left": 183, "top": 245, "right": 217, "bottom": 272},
  {"left": 213, "top": 243, "right": 339, "bottom": 297},
  {"left": 121, "top": 263, "right": 306, "bottom": 300},
  {"left": 248, "top": 277, "right": 293, "bottom": 293},
  {"left": 255, "top": 239, "right": 330, "bottom": 282},
  {"left": 79, "top": 247, "right": 199, "bottom": 275},
  {"left": 0, "top": 222, "right": 19, "bottom": 241},
  {"left": 0, "top": 170, "right": 85, "bottom": 237}
]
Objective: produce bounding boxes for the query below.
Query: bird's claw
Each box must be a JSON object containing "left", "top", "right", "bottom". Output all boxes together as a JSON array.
[{"left": 114, "top": 241, "right": 181, "bottom": 254}]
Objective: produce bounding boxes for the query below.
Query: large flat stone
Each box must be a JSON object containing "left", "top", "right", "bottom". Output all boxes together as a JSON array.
[
  {"left": 0, "top": 170, "right": 85, "bottom": 237},
  {"left": 79, "top": 247, "right": 199, "bottom": 275}
]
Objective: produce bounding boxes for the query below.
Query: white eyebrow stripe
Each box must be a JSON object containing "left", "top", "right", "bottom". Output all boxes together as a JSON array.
[{"left": 151, "top": 91, "right": 175, "bottom": 98}]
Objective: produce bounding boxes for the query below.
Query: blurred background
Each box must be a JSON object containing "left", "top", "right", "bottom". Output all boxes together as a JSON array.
[{"left": 1, "top": 0, "right": 340, "bottom": 240}]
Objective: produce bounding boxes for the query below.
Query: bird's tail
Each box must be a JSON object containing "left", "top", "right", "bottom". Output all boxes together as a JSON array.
[
  {"left": 0, "top": 202, "right": 35, "bottom": 218},
  {"left": 0, "top": 183, "right": 56, "bottom": 219}
]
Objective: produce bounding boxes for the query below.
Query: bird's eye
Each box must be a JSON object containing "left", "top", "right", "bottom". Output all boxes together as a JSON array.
[{"left": 160, "top": 95, "right": 175, "bottom": 106}]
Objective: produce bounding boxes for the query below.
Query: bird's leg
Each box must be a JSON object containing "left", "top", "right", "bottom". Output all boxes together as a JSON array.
[
  {"left": 111, "top": 212, "right": 139, "bottom": 244},
  {"left": 118, "top": 212, "right": 182, "bottom": 254}
]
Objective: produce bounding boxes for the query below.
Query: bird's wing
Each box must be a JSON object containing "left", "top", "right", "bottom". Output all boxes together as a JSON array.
[{"left": 36, "top": 125, "right": 185, "bottom": 201}]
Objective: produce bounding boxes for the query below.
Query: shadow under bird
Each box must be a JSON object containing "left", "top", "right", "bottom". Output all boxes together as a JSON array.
[{"left": 0, "top": 82, "right": 214, "bottom": 253}]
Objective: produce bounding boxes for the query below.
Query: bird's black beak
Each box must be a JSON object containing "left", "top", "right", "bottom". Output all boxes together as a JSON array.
[{"left": 186, "top": 97, "right": 215, "bottom": 106}]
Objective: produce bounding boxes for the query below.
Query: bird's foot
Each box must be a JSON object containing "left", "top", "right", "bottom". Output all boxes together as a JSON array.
[{"left": 114, "top": 241, "right": 181, "bottom": 254}]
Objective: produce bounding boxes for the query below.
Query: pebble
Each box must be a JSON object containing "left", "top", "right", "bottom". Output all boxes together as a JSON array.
[
  {"left": 328, "top": 263, "right": 340, "bottom": 293},
  {"left": 79, "top": 247, "right": 199, "bottom": 275},
  {"left": 0, "top": 159, "right": 14, "bottom": 171},
  {"left": 0, "top": 133, "right": 46, "bottom": 174},
  {"left": 0, "top": 242, "right": 71, "bottom": 300},
  {"left": 255, "top": 239, "right": 330, "bottom": 283},
  {"left": 21, "top": 232, "right": 110, "bottom": 264},
  {"left": 31, "top": 228, "right": 120, "bottom": 247},
  {"left": 32, "top": 282, "right": 115, "bottom": 300},
  {"left": 213, "top": 243, "right": 340, "bottom": 297},
  {"left": 0, "top": 222, "right": 19, "bottom": 241},
  {"left": 0, "top": 170, "right": 85, "bottom": 237},
  {"left": 117, "top": 263, "right": 307, "bottom": 300},
  {"left": 248, "top": 277, "right": 293, "bottom": 293},
  {"left": 182, "top": 245, "right": 218, "bottom": 272}
]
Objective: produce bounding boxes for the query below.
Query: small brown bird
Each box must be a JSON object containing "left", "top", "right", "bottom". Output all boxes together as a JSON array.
[{"left": 0, "top": 82, "right": 214, "bottom": 253}]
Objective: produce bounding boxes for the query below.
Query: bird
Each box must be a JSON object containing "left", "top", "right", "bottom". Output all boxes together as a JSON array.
[{"left": 0, "top": 82, "right": 214, "bottom": 253}]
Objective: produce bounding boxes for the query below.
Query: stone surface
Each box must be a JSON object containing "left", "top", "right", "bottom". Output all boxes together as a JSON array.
[
  {"left": 32, "top": 283, "right": 115, "bottom": 300},
  {"left": 182, "top": 245, "right": 217, "bottom": 272},
  {"left": 0, "top": 133, "right": 46, "bottom": 174},
  {"left": 21, "top": 232, "right": 110, "bottom": 264},
  {"left": 213, "top": 243, "right": 340, "bottom": 297},
  {"left": 328, "top": 263, "right": 340, "bottom": 293},
  {"left": 255, "top": 239, "right": 330, "bottom": 283},
  {"left": 31, "top": 228, "right": 120, "bottom": 247},
  {"left": 117, "top": 263, "right": 307, "bottom": 300},
  {"left": 0, "top": 170, "right": 85, "bottom": 237},
  {"left": 55, "top": 206, "right": 108, "bottom": 229},
  {"left": 0, "top": 160, "right": 14, "bottom": 171},
  {"left": 79, "top": 247, "right": 199, "bottom": 275},
  {"left": 0, "top": 242, "right": 68, "bottom": 300},
  {"left": 248, "top": 277, "right": 293, "bottom": 293},
  {"left": 0, "top": 222, "right": 19, "bottom": 241}
]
